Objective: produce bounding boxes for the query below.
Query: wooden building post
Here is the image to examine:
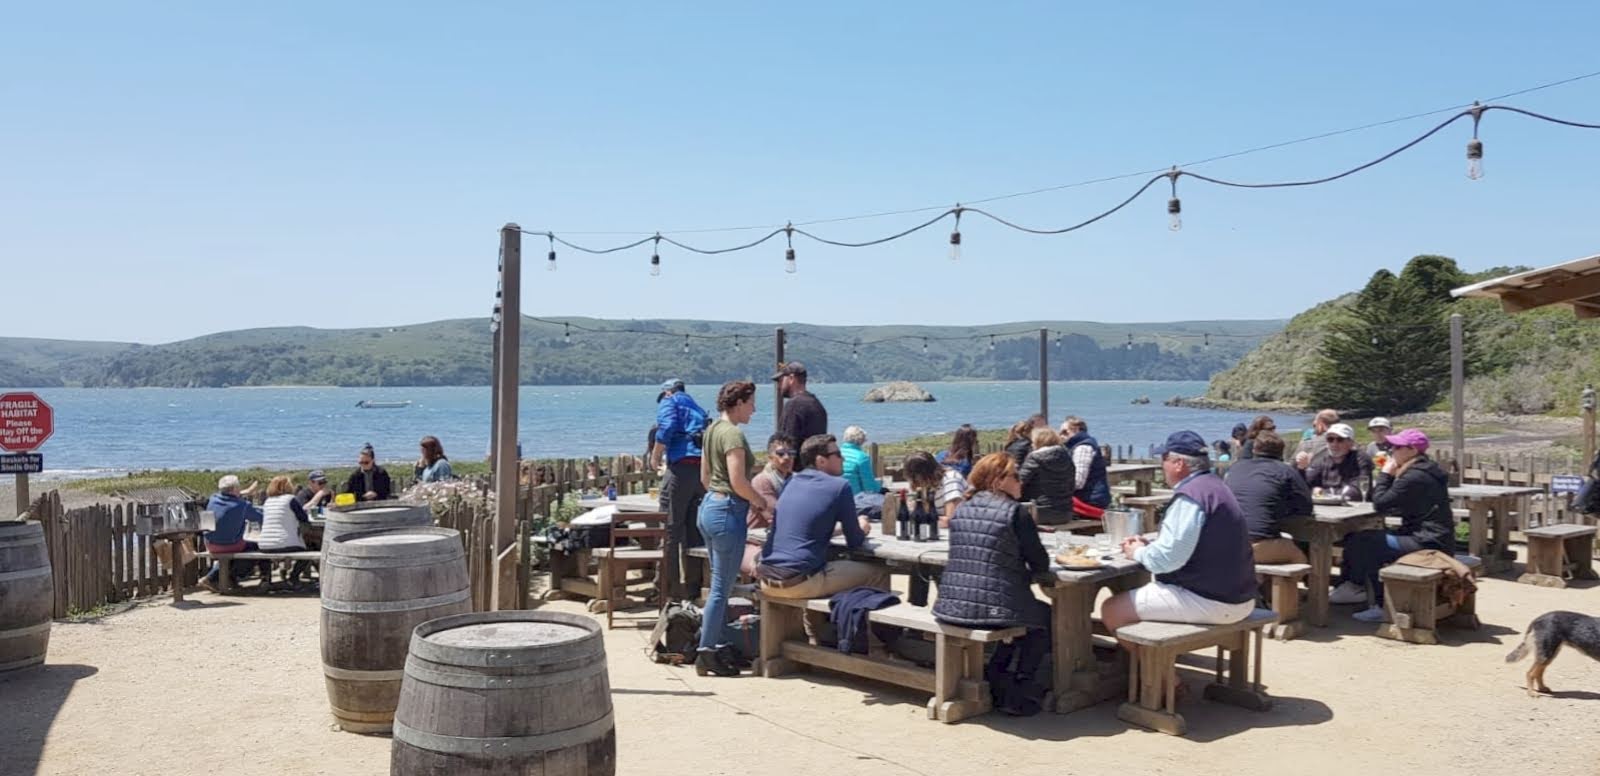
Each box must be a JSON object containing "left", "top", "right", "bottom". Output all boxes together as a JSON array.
[
  {"left": 1582, "top": 384, "right": 1596, "bottom": 471},
  {"left": 491, "top": 223, "right": 522, "bottom": 610},
  {"left": 1039, "top": 328, "right": 1050, "bottom": 421}
]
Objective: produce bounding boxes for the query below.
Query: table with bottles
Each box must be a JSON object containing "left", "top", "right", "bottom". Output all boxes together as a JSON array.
[{"left": 746, "top": 519, "right": 1150, "bottom": 714}]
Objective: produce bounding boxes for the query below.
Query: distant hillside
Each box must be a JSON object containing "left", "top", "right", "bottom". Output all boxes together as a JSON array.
[
  {"left": 0, "top": 317, "right": 1284, "bottom": 388},
  {"left": 1201, "top": 259, "right": 1600, "bottom": 415}
]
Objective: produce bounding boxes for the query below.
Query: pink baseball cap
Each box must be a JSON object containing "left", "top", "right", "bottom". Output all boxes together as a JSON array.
[{"left": 1384, "top": 428, "right": 1429, "bottom": 453}]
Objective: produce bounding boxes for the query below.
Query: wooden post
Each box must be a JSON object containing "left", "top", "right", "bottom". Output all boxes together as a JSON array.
[
  {"left": 1038, "top": 328, "right": 1049, "bottom": 421},
  {"left": 1450, "top": 314, "right": 1465, "bottom": 484},
  {"left": 774, "top": 327, "right": 786, "bottom": 433},
  {"left": 14, "top": 470, "right": 28, "bottom": 521},
  {"left": 491, "top": 223, "right": 523, "bottom": 610},
  {"left": 489, "top": 302, "right": 501, "bottom": 479},
  {"left": 1580, "top": 382, "right": 1593, "bottom": 470}
]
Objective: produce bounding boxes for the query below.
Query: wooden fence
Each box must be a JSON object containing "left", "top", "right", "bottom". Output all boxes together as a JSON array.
[{"left": 26, "top": 493, "right": 190, "bottom": 618}]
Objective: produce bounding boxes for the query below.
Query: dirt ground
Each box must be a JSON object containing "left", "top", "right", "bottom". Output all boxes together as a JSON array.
[{"left": 5, "top": 558, "right": 1600, "bottom": 776}]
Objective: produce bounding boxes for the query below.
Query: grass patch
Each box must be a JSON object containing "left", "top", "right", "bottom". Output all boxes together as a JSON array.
[{"left": 64, "top": 461, "right": 492, "bottom": 497}]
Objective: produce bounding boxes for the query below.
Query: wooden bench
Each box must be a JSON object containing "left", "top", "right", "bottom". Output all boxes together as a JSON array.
[
  {"left": 1519, "top": 524, "right": 1598, "bottom": 588},
  {"left": 1256, "top": 563, "right": 1311, "bottom": 641},
  {"left": 198, "top": 550, "right": 320, "bottom": 593},
  {"left": 759, "top": 595, "right": 1025, "bottom": 724},
  {"left": 1375, "top": 554, "right": 1482, "bottom": 645},
  {"left": 1114, "top": 609, "right": 1278, "bottom": 736}
]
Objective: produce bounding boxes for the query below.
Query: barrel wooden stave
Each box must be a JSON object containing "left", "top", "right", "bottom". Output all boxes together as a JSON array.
[
  {"left": 320, "top": 527, "right": 469, "bottom": 734},
  {"left": 0, "top": 521, "right": 53, "bottom": 673},
  {"left": 392, "top": 611, "right": 616, "bottom": 776}
]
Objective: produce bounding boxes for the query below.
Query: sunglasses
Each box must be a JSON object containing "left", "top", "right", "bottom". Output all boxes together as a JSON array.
[
  {"left": 772, "top": 449, "right": 795, "bottom": 457},
  {"left": 1325, "top": 436, "right": 1351, "bottom": 443},
  {"left": 820, "top": 449, "right": 842, "bottom": 459}
]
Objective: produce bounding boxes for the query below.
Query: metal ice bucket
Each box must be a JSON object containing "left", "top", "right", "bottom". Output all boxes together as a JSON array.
[{"left": 1102, "top": 509, "right": 1143, "bottom": 544}]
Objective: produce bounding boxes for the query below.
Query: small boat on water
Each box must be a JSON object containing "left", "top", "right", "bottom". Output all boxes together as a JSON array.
[{"left": 356, "top": 400, "right": 412, "bottom": 409}]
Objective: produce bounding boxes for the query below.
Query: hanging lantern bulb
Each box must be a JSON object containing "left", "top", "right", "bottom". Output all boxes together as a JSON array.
[
  {"left": 1166, "top": 167, "right": 1183, "bottom": 231},
  {"left": 546, "top": 232, "right": 557, "bottom": 272},
  {"left": 1467, "top": 102, "right": 1485, "bottom": 180},
  {"left": 563, "top": 322, "right": 570, "bottom": 344},
  {"left": 784, "top": 223, "right": 797, "bottom": 274},
  {"left": 852, "top": 341, "right": 860, "bottom": 360},
  {"left": 948, "top": 206, "right": 963, "bottom": 262},
  {"left": 734, "top": 335, "right": 741, "bottom": 353},
  {"left": 490, "top": 304, "right": 502, "bottom": 332},
  {"left": 682, "top": 334, "right": 690, "bottom": 354},
  {"left": 1126, "top": 333, "right": 1134, "bottom": 351},
  {"left": 1055, "top": 332, "right": 1062, "bottom": 349},
  {"left": 922, "top": 338, "right": 929, "bottom": 355},
  {"left": 1203, "top": 333, "right": 1211, "bottom": 351},
  {"left": 1371, "top": 335, "right": 1379, "bottom": 346},
  {"left": 650, "top": 234, "right": 662, "bottom": 277}
]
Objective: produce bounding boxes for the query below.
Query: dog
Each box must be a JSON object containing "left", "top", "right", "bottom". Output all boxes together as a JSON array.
[{"left": 1505, "top": 610, "right": 1600, "bottom": 697}]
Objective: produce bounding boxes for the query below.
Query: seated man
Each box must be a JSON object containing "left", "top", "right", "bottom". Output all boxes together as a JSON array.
[
  {"left": 201, "top": 474, "right": 264, "bottom": 592},
  {"left": 1225, "top": 430, "right": 1312, "bottom": 564},
  {"left": 294, "top": 470, "right": 334, "bottom": 511},
  {"left": 1101, "top": 431, "right": 1258, "bottom": 631},
  {"left": 1299, "top": 423, "right": 1371, "bottom": 501},
  {"left": 756, "top": 434, "right": 890, "bottom": 600}
]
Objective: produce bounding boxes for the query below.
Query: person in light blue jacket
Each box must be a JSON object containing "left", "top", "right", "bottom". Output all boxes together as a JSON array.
[{"left": 414, "top": 435, "right": 455, "bottom": 482}]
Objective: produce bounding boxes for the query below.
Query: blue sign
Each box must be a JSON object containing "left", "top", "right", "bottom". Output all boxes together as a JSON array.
[
  {"left": 0, "top": 453, "right": 42, "bottom": 474},
  {"left": 1551, "top": 474, "right": 1584, "bottom": 494}
]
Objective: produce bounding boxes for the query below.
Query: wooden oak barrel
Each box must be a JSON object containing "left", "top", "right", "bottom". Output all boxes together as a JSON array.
[
  {"left": 321, "top": 527, "right": 470, "bottom": 733},
  {"left": 392, "top": 611, "right": 615, "bottom": 776},
  {"left": 0, "top": 521, "right": 53, "bottom": 673},
  {"left": 322, "top": 501, "right": 433, "bottom": 546}
]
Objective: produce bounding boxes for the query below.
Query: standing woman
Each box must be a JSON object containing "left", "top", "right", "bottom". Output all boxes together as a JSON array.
[
  {"left": 696, "top": 380, "right": 766, "bottom": 677},
  {"left": 414, "top": 436, "right": 455, "bottom": 483}
]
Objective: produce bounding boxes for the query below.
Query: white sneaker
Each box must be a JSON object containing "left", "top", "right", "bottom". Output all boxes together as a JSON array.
[
  {"left": 1328, "top": 581, "right": 1367, "bottom": 605},
  {"left": 1352, "top": 606, "right": 1388, "bottom": 623}
]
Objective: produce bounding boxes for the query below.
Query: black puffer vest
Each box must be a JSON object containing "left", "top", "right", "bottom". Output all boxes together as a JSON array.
[{"left": 933, "top": 491, "right": 1037, "bottom": 628}]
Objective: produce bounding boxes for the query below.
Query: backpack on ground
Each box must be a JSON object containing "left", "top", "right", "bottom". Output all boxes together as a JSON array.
[{"left": 650, "top": 601, "right": 702, "bottom": 664}]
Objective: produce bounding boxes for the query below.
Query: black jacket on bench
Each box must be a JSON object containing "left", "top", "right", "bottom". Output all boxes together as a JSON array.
[{"left": 933, "top": 491, "right": 1050, "bottom": 629}]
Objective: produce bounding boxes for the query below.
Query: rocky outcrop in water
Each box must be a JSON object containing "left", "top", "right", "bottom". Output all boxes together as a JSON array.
[{"left": 863, "top": 381, "right": 936, "bottom": 403}]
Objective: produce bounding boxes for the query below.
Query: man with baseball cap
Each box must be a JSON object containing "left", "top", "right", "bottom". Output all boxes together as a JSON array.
[
  {"left": 295, "top": 470, "right": 333, "bottom": 510},
  {"left": 1299, "top": 422, "right": 1372, "bottom": 501},
  {"left": 774, "top": 362, "right": 828, "bottom": 469},
  {"left": 650, "top": 378, "right": 710, "bottom": 600},
  {"left": 1101, "top": 431, "right": 1258, "bottom": 635},
  {"left": 1364, "top": 417, "right": 1394, "bottom": 461}
]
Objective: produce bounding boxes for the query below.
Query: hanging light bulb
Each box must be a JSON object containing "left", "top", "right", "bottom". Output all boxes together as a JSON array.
[
  {"left": 922, "top": 338, "right": 929, "bottom": 355},
  {"left": 784, "top": 223, "right": 797, "bottom": 274},
  {"left": 988, "top": 335, "right": 996, "bottom": 351},
  {"left": 682, "top": 334, "right": 689, "bottom": 354},
  {"left": 1467, "top": 102, "right": 1485, "bottom": 180},
  {"left": 1371, "top": 335, "right": 1379, "bottom": 346},
  {"left": 1126, "top": 333, "right": 1134, "bottom": 351},
  {"left": 734, "top": 335, "right": 741, "bottom": 353},
  {"left": 1203, "top": 333, "right": 1211, "bottom": 351},
  {"left": 948, "top": 206, "right": 963, "bottom": 261},
  {"left": 650, "top": 234, "right": 662, "bottom": 277},
  {"left": 1055, "top": 332, "right": 1062, "bottom": 349},
  {"left": 490, "top": 304, "right": 501, "bottom": 332},
  {"left": 852, "top": 341, "right": 859, "bottom": 360},
  {"left": 1166, "top": 167, "right": 1183, "bottom": 231},
  {"left": 546, "top": 232, "right": 557, "bottom": 272},
  {"left": 563, "top": 322, "right": 570, "bottom": 344}
]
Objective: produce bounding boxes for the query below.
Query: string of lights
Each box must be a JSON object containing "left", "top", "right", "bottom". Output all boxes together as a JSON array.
[{"left": 524, "top": 97, "right": 1600, "bottom": 275}]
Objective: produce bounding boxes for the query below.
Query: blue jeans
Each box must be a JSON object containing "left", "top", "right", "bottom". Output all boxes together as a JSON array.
[
  {"left": 696, "top": 492, "right": 749, "bottom": 651},
  {"left": 1341, "top": 530, "right": 1421, "bottom": 604}
]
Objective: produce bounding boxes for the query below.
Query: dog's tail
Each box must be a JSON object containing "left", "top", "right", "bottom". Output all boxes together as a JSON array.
[{"left": 1505, "top": 629, "right": 1533, "bottom": 663}]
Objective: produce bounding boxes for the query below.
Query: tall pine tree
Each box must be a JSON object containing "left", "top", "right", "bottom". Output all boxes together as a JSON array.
[{"left": 1307, "top": 257, "right": 1454, "bottom": 414}]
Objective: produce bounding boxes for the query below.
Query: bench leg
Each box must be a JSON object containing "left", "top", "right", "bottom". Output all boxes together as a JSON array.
[
  {"left": 1117, "top": 646, "right": 1185, "bottom": 735},
  {"left": 1571, "top": 536, "right": 1598, "bottom": 580},
  {"left": 1518, "top": 536, "right": 1568, "bottom": 588},
  {"left": 758, "top": 600, "right": 802, "bottom": 678},
  {"left": 1203, "top": 630, "right": 1272, "bottom": 711},
  {"left": 1267, "top": 575, "right": 1305, "bottom": 641},
  {"left": 1375, "top": 579, "right": 1438, "bottom": 644},
  {"left": 219, "top": 558, "right": 233, "bottom": 594}
]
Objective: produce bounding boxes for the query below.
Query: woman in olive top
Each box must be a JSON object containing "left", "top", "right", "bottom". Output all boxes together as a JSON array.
[{"left": 695, "top": 380, "right": 765, "bottom": 677}]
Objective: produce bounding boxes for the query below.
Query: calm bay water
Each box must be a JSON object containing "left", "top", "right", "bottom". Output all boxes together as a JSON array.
[{"left": 22, "top": 382, "right": 1304, "bottom": 475}]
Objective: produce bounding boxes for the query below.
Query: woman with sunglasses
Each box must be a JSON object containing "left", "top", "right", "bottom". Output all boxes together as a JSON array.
[{"left": 933, "top": 452, "right": 1052, "bottom": 716}]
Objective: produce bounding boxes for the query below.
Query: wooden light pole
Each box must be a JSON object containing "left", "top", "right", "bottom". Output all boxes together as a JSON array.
[
  {"left": 1038, "top": 328, "right": 1049, "bottom": 421},
  {"left": 1583, "top": 384, "right": 1596, "bottom": 470},
  {"left": 1450, "top": 313, "right": 1465, "bottom": 481},
  {"left": 491, "top": 223, "right": 522, "bottom": 610},
  {"left": 773, "top": 327, "right": 786, "bottom": 433}
]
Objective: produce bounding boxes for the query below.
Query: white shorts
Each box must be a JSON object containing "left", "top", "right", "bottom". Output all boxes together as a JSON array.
[{"left": 1132, "top": 580, "right": 1255, "bottom": 625}]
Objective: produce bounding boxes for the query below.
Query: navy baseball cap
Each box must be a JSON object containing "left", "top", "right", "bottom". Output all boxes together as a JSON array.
[
  {"left": 307, "top": 470, "right": 328, "bottom": 483},
  {"left": 1155, "top": 430, "right": 1208, "bottom": 457}
]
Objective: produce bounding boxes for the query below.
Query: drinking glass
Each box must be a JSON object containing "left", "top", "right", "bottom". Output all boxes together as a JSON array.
[{"left": 1094, "top": 533, "right": 1113, "bottom": 555}]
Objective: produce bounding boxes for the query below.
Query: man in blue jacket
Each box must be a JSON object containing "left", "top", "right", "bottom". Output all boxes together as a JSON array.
[
  {"left": 201, "top": 474, "right": 264, "bottom": 591},
  {"left": 650, "top": 379, "right": 710, "bottom": 601}
]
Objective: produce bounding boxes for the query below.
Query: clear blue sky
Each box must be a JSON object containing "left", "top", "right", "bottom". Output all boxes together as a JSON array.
[{"left": 5, "top": 2, "right": 1600, "bottom": 344}]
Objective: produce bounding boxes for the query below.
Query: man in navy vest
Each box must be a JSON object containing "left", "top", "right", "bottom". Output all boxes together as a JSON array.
[
  {"left": 1061, "top": 416, "right": 1111, "bottom": 519},
  {"left": 1101, "top": 431, "right": 1258, "bottom": 633}
]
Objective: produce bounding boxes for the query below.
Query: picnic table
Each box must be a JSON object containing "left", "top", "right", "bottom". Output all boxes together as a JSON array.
[
  {"left": 1282, "top": 503, "right": 1383, "bottom": 627},
  {"left": 746, "top": 524, "right": 1149, "bottom": 714},
  {"left": 1107, "top": 463, "right": 1161, "bottom": 497},
  {"left": 1450, "top": 484, "right": 1542, "bottom": 574},
  {"left": 546, "top": 496, "right": 663, "bottom": 609},
  {"left": 575, "top": 493, "right": 661, "bottom": 512}
]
